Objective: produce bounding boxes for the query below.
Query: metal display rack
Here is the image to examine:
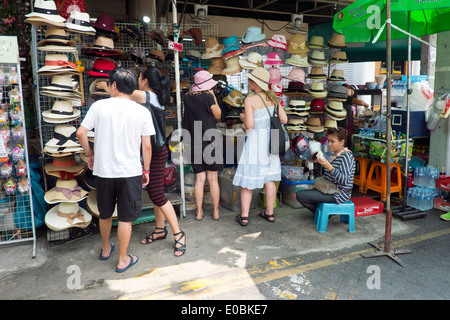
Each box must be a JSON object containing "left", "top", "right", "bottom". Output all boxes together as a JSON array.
[{"left": 0, "top": 36, "right": 36, "bottom": 258}]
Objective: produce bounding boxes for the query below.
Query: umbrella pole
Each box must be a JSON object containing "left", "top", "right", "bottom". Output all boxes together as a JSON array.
[{"left": 361, "top": 0, "right": 412, "bottom": 267}]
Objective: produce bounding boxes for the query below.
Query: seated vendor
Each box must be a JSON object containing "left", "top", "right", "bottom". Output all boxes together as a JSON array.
[{"left": 296, "top": 127, "right": 356, "bottom": 215}]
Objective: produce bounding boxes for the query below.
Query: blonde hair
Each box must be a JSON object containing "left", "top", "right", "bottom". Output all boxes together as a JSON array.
[{"left": 248, "top": 78, "right": 279, "bottom": 106}]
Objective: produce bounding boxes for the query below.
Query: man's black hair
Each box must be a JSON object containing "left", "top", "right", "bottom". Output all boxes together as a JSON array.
[{"left": 109, "top": 67, "right": 138, "bottom": 95}]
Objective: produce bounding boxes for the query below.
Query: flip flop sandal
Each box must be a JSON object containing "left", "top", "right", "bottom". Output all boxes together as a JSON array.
[
  {"left": 235, "top": 214, "right": 249, "bottom": 227},
  {"left": 115, "top": 255, "right": 139, "bottom": 273},
  {"left": 141, "top": 226, "right": 168, "bottom": 244},
  {"left": 98, "top": 243, "right": 115, "bottom": 261},
  {"left": 258, "top": 211, "right": 275, "bottom": 223}
]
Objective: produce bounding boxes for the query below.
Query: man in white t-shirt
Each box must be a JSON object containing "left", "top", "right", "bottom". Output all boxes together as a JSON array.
[{"left": 77, "top": 68, "right": 155, "bottom": 273}]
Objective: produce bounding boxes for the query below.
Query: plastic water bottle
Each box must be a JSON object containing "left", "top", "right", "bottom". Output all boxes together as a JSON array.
[
  {"left": 411, "top": 188, "right": 417, "bottom": 209},
  {"left": 407, "top": 189, "right": 412, "bottom": 207}
]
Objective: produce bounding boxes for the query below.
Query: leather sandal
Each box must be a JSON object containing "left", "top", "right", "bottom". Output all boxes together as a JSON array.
[
  {"left": 173, "top": 230, "right": 186, "bottom": 257},
  {"left": 141, "top": 226, "right": 168, "bottom": 244},
  {"left": 258, "top": 211, "right": 275, "bottom": 223},
  {"left": 235, "top": 214, "right": 249, "bottom": 227}
]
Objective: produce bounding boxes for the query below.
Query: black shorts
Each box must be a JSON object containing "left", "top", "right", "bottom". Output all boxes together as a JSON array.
[
  {"left": 190, "top": 141, "right": 224, "bottom": 174},
  {"left": 95, "top": 175, "right": 142, "bottom": 222}
]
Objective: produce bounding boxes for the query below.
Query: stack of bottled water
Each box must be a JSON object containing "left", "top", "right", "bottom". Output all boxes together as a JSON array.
[{"left": 407, "top": 166, "right": 441, "bottom": 211}]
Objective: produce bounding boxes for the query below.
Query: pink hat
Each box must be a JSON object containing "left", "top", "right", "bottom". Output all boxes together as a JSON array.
[
  {"left": 191, "top": 70, "right": 218, "bottom": 92},
  {"left": 267, "top": 34, "right": 287, "bottom": 51},
  {"left": 265, "top": 53, "right": 284, "bottom": 65},
  {"left": 284, "top": 68, "right": 305, "bottom": 84},
  {"left": 268, "top": 67, "right": 282, "bottom": 84}
]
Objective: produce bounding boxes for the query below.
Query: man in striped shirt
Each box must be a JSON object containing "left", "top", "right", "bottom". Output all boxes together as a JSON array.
[{"left": 296, "top": 127, "right": 356, "bottom": 214}]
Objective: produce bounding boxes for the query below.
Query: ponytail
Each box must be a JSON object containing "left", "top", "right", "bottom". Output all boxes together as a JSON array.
[{"left": 141, "top": 66, "right": 170, "bottom": 106}]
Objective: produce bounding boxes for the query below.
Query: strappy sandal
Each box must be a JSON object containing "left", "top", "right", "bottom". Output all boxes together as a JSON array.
[
  {"left": 141, "top": 226, "right": 168, "bottom": 244},
  {"left": 235, "top": 214, "right": 249, "bottom": 227},
  {"left": 173, "top": 230, "right": 186, "bottom": 257},
  {"left": 258, "top": 211, "right": 275, "bottom": 223}
]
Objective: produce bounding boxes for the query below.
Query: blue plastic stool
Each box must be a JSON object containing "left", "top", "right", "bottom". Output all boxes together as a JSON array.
[{"left": 314, "top": 201, "right": 355, "bottom": 233}]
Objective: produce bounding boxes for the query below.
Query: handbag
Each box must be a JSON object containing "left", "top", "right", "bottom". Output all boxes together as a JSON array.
[
  {"left": 144, "top": 91, "right": 166, "bottom": 153},
  {"left": 312, "top": 176, "right": 342, "bottom": 194},
  {"left": 256, "top": 94, "right": 289, "bottom": 156}
]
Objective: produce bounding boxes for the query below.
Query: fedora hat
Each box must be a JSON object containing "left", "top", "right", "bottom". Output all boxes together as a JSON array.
[
  {"left": 65, "top": 11, "right": 96, "bottom": 35},
  {"left": 329, "top": 51, "right": 349, "bottom": 64},
  {"left": 45, "top": 202, "right": 91, "bottom": 231},
  {"left": 327, "top": 85, "right": 348, "bottom": 101},
  {"left": 87, "top": 59, "right": 114, "bottom": 77},
  {"left": 328, "top": 33, "right": 347, "bottom": 48},
  {"left": 284, "top": 81, "right": 307, "bottom": 96},
  {"left": 184, "top": 28, "right": 202, "bottom": 45},
  {"left": 121, "top": 25, "right": 143, "bottom": 42},
  {"left": 285, "top": 53, "right": 309, "bottom": 67},
  {"left": 308, "top": 50, "right": 327, "bottom": 66},
  {"left": 307, "top": 82, "right": 328, "bottom": 98},
  {"left": 310, "top": 99, "right": 325, "bottom": 114},
  {"left": 265, "top": 52, "right": 284, "bottom": 66},
  {"left": 25, "top": 0, "right": 66, "bottom": 27},
  {"left": 148, "top": 49, "right": 165, "bottom": 62},
  {"left": 285, "top": 68, "right": 305, "bottom": 84},
  {"left": 221, "top": 56, "right": 242, "bottom": 75},
  {"left": 267, "top": 34, "right": 287, "bottom": 51},
  {"left": 268, "top": 67, "right": 282, "bottom": 84},
  {"left": 307, "top": 66, "right": 327, "bottom": 80},
  {"left": 207, "top": 57, "right": 226, "bottom": 75},
  {"left": 44, "top": 154, "right": 85, "bottom": 178},
  {"left": 325, "top": 100, "right": 347, "bottom": 120},
  {"left": 87, "top": 190, "right": 118, "bottom": 219},
  {"left": 223, "top": 90, "right": 244, "bottom": 107},
  {"left": 37, "top": 53, "right": 78, "bottom": 75},
  {"left": 328, "top": 69, "right": 346, "bottom": 81},
  {"left": 42, "top": 100, "right": 81, "bottom": 123},
  {"left": 42, "top": 74, "right": 77, "bottom": 92},
  {"left": 40, "top": 89, "right": 82, "bottom": 100},
  {"left": 37, "top": 28, "right": 76, "bottom": 52},
  {"left": 89, "top": 79, "right": 110, "bottom": 96},
  {"left": 222, "top": 36, "right": 241, "bottom": 55},
  {"left": 288, "top": 118, "right": 305, "bottom": 126},
  {"left": 245, "top": 67, "right": 270, "bottom": 91},
  {"left": 242, "top": 26, "right": 266, "bottom": 44},
  {"left": 202, "top": 37, "right": 223, "bottom": 59},
  {"left": 147, "top": 29, "right": 166, "bottom": 47},
  {"left": 239, "top": 52, "right": 263, "bottom": 69},
  {"left": 84, "top": 36, "right": 122, "bottom": 56},
  {"left": 307, "top": 36, "right": 327, "bottom": 49},
  {"left": 287, "top": 34, "right": 309, "bottom": 54},
  {"left": 305, "top": 117, "right": 324, "bottom": 133},
  {"left": 286, "top": 124, "right": 308, "bottom": 132},
  {"left": 324, "top": 119, "right": 338, "bottom": 130},
  {"left": 91, "top": 14, "right": 118, "bottom": 37},
  {"left": 191, "top": 70, "right": 218, "bottom": 92},
  {"left": 287, "top": 100, "right": 308, "bottom": 110},
  {"left": 44, "top": 179, "right": 88, "bottom": 204},
  {"left": 45, "top": 125, "right": 80, "bottom": 149}
]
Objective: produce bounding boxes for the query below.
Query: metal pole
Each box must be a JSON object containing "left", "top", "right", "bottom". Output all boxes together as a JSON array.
[{"left": 404, "top": 11, "right": 411, "bottom": 201}]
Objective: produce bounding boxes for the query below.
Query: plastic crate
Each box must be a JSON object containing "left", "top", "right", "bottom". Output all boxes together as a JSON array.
[
  {"left": 351, "top": 196, "right": 384, "bottom": 217},
  {"left": 434, "top": 197, "right": 450, "bottom": 212},
  {"left": 280, "top": 179, "right": 314, "bottom": 209},
  {"left": 436, "top": 177, "right": 450, "bottom": 191}
]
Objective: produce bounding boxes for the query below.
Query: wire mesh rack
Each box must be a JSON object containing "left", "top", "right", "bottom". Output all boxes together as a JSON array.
[{"left": 0, "top": 36, "right": 36, "bottom": 257}]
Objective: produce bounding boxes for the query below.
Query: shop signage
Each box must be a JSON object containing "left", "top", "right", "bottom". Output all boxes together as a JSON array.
[{"left": 0, "top": 36, "right": 19, "bottom": 64}]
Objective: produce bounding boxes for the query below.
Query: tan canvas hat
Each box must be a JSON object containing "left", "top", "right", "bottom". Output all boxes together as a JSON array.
[
  {"left": 328, "top": 33, "right": 347, "bottom": 48},
  {"left": 44, "top": 179, "right": 89, "bottom": 204},
  {"left": 45, "top": 202, "right": 92, "bottom": 231},
  {"left": 42, "top": 100, "right": 81, "bottom": 123},
  {"left": 222, "top": 56, "right": 242, "bottom": 75},
  {"left": 287, "top": 33, "right": 310, "bottom": 54},
  {"left": 245, "top": 67, "right": 270, "bottom": 91},
  {"left": 207, "top": 57, "right": 226, "bottom": 75},
  {"left": 201, "top": 37, "right": 223, "bottom": 59}
]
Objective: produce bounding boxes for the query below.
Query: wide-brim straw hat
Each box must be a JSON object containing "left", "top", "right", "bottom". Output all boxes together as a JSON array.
[
  {"left": 308, "top": 50, "right": 327, "bottom": 66},
  {"left": 325, "top": 100, "right": 347, "bottom": 120},
  {"left": 40, "top": 90, "right": 82, "bottom": 100},
  {"left": 202, "top": 37, "right": 224, "bottom": 59},
  {"left": 223, "top": 90, "right": 244, "bottom": 107},
  {"left": 306, "top": 117, "right": 324, "bottom": 133},
  {"left": 207, "top": 57, "right": 226, "bottom": 75},
  {"left": 42, "top": 100, "right": 81, "bottom": 122},
  {"left": 87, "top": 190, "right": 118, "bottom": 219},
  {"left": 285, "top": 54, "right": 309, "bottom": 67},
  {"left": 307, "top": 36, "right": 327, "bottom": 49},
  {"left": 239, "top": 52, "right": 263, "bottom": 69},
  {"left": 89, "top": 79, "right": 109, "bottom": 96},
  {"left": 25, "top": 0, "right": 66, "bottom": 27},
  {"left": 287, "top": 33, "right": 310, "bottom": 54},
  {"left": 328, "top": 69, "right": 346, "bottom": 81},
  {"left": 221, "top": 56, "right": 242, "bottom": 75},
  {"left": 307, "top": 82, "right": 328, "bottom": 98},
  {"left": 45, "top": 202, "right": 92, "bottom": 231},
  {"left": 45, "top": 124, "right": 80, "bottom": 149},
  {"left": 44, "top": 179, "right": 89, "bottom": 204},
  {"left": 329, "top": 51, "right": 349, "bottom": 64},
  {"left": 307, "top": 66, "right": 327, "bottom": 80},
  {"left": 37, "top": 54, "right": 78, "bottom": 75},
  {"left": 42, "top": 74, "right": 77, "bottom": 92},
  {"left": 65, "top": 11, "right": 96, "bottom": 35},
  {"left": 44, "top": 154, "right": 85, "bottom": 178},
  {"left": 191, "top": 70, "right": 218, "bottom": 92},
  {"left": 328, "top": 33, "right": 347, "bottom": 48},
  {"left": 245, "top": 67, "right": 270, "bottom": 91},
  {"left": 37, "top": 28, "right": 76, "bottom": 52}
]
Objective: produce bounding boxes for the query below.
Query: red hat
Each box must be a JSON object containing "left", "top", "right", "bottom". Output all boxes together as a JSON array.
[
  {"left": 310, "top": 99, "right": 325, "bottom": 114},
  {"left": 87, "top": 59, "right": 114, "bottom": 77},
  {"left": 91, "top": 14, "right": 117, "bottom": 36}
]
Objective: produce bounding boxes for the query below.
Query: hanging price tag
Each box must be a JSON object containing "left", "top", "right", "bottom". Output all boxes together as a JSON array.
[{"left": 168, "top": 41, "right": 183, "bottom": 52}]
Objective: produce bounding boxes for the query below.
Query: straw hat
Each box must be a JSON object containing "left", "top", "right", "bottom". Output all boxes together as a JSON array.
[
  {"left": 84, "top": 36, "right": 123, "bottom": 56},
  {"left": 285, "top": 68, "right": 305, "bottom": 84},
  {"left": 305, "top": 117, "right": 324, "bottom": 133},
  {"left": 327, "top": 85, "right": 348, "bottom": 101},
  {"left": 45, "top": 125, "right": 80, "bottom": 149},
  {"left": 325, "top": 100, "right": 347, "bottom": 120},
  {"left": 307, "top": 82, "right": 327, "bottom": 98},
  {"left": 37, "top": 28, "right": 76, "bottom": 52},
  {"left": 207, "top": 57, "right": 226, "bottom": 75},
  {"left": 44, "top": 179, "right": 89, "bottom": 204},
  {"left": 37, "top": 54, "right": 78, "bottom": 75},
  {"left": 307, "top": 36, "right": 327, "bottom": 49},
  {"left": 202, "top": 37, "right": 224, "bottom": 59},
  {"left": 45, "top": 202, "right": 92, "bottom": 231},
  {"left": 44, "top": 155, "right": 84, "bottom": 179},
  {"left": 328, "top": 69, "right": 346, "bottom": 81},
  {"left": 65, "top": 11, "right": 96, "bottom": 35},
  {"left": 239, "top": 52, "right": 263, "bottom": 69},
  {"left": 324, "top": 119, "right": 338, "bottom": 130},
  {"left": 221, "top": 56, "right": 242, "bottom": 75},
  {"left": 329, "top": 51, "right": 349, "bottom": 64},
  {"left": 267, "top": 34, "right": 287, "bottom": 51},
  {"left": 87, "top": 190, "right": 118, "bottom": 219},
  {"left": 287, "top": 33, "right": 310, "bottom": 54},
  {"left": 42, "top": 74, "right": 77, "bottom": 92},
  {"left": 245, "top": 67, "right": 270, "bottom": 91},
  {"left": 308, "top": 50, "right": 327, "bottom": 66},
  {"left": 307, "top": 66, "right": 327, "bottom": 80},
  {"left": 242, "top": 26, "right": 266, "bottom": 44},
  {"left": 191, "top": 70, "right": 218, "bottom": 92},
  {"left": 223, "top": 90, "right": 244, "bottom": 107},
  {"left": 89, "top": 79, "right": 109, "bottom": 96},
  {"left": 42, "top": 100, "right": 81, "bottom": 123},
  {"left": 25, "top": 0, "right": 66, "bottom": 27},
  {"left": 285, "top": 54, "right": 309, "bottom": 67},
  {"left": 328, "top": 33, "right": 347, "bottom": 48}
]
